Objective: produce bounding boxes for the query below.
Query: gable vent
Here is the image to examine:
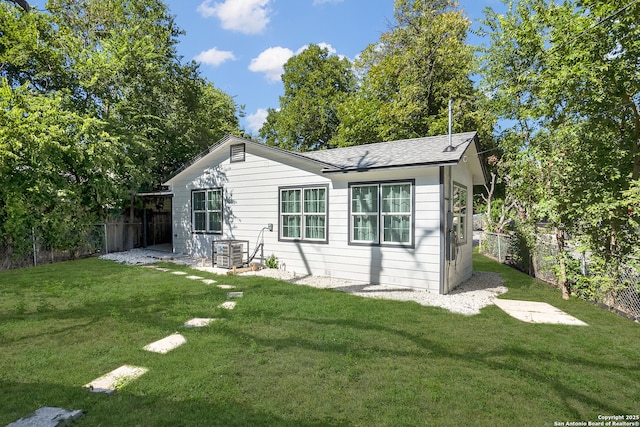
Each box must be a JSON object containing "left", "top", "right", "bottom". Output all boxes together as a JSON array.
[{"left": 230, "top": 144, "right": 245, "bottom": 163}]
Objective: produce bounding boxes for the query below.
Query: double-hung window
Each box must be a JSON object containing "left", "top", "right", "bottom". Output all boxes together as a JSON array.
[
  {"left": 192, "top": 188, "right": 222, "bottom": 233},
  {"left": 452, "top": 182, "right": 467, "bottom": 245},
  {"left": 350, "top": 181, "right": 413, "bottom": 246},
  {"left": 280, "top": 186, "right": 327, "bottom": 242}
]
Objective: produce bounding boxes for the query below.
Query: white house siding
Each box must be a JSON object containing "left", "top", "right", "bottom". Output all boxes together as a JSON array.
[
  {"left": 171, "top": 148, "right": 331, "bottom": 259},
  {"left": 170, "top": 145, "right": 444, "bottom": 292}
]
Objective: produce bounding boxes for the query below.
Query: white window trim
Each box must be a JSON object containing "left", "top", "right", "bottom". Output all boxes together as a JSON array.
[
  {"left": 192, "top": 188, "right": 223, "bottom": 234},
  {"left": 279, "top": 185, "right": 328, "bottom": 243},
  {"left": 349, "top": 181, "right": 414, "bottom": 247}
]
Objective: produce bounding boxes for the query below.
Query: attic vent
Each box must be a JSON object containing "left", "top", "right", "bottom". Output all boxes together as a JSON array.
[{"left": 230, "top": 144, "right": 245, "bottom": 163}]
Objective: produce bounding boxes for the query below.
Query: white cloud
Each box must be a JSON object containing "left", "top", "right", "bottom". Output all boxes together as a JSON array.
[
  {"left": 248, "top": 46, "right": 294, "bottom": 82},
  {"left": 246, "top": 108, "right": 269, "bottom": 133},
  {"left": 194, "top": 47, "right": 236, "bottom": 67},
  {"left": 197, "top": 0, "right": 271, "bottom": 35}
]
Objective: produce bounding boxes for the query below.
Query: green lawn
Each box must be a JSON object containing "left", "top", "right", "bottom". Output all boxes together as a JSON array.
[{"left": 0, "top": 254, "right": 638, "bottom": 426}]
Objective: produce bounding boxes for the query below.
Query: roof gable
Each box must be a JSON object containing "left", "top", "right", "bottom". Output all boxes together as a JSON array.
[
  {"left": 163, "top": 132, "right": 485, "bottom": 186},
  {"left": 163, "top": 135, "right": 334, "bottom": 185}
]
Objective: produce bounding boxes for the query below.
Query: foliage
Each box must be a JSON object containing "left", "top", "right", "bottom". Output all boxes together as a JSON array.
[
  {"left": 265, "top": 253, "right": 279, "bottom": 269},
  {"left": 260, "top": 44, "right": 355, "bottom": 151},
  {"left": 259, "top": 1, "right": 497, "bottom": 156},
  {"left": 480, "top": 0, "right": 640, "bottom": 296},
  {"left": 0, "top": 80, "right": 122, "bottom": 251},
  {"left": 0, "top": 0, "right": 240, "bottom": 254},
  {"left": 333, "top": 0, "right": 496, "bottom": 150}
]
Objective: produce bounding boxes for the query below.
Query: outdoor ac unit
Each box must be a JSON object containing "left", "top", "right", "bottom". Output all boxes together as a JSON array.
[{"left": 216, "top": 242, "right": 244, "bottom": 268}]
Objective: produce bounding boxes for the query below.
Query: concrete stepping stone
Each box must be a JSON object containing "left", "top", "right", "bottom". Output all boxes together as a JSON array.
[
  {"left": 142, "top": 265, "right": 158, "bottom": 269},
  {"left": 202, "top": 279, "right": 217, "bottom": 285},
  {"left": 7, "top": 407, "right": 83, "bottom": 427},
  {"left": 218, "top": 301, "right": 236, "bottom": 310},
  {"left": 186, "top": 275, "right": 204, "bottom": 280},
  {"left": 216, "top": 284, "right": 234, "bottom": 289},
  {"left": 143, "top": 333, "right": 187, "bottom": 354},
  {"left": 227, "top": 291, "right": 243, "bottom": 298},
  {"left": 183, "top": 318, "right": 218, "bottom": 328},
  {"left": 494, "top": 299, "right": 588, "bottom": 326},
  {"left": 156, "top": 267, "right": 170, "bottom": 272},
  {"left": 85, "top": 365, "right": 148, "bottom": 394},
  {"left": 171, "top": 271, "right": 187, "bottom": 275}
]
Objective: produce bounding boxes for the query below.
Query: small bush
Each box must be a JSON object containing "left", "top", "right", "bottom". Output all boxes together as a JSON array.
[{"left": 265, "top": 253, "right": 279, "bottom": 269}]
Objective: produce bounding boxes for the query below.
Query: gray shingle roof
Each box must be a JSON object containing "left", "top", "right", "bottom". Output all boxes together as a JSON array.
[{"left": 298, "top": 131, "right": 478, "bottom": 172}]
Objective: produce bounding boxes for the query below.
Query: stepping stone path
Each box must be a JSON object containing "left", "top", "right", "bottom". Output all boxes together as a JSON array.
[
  {"left": 61, "top": 264, "right": 245, "bottom": 423},
  {"left": 227, "top": 292, "right": 243, "bottom": 298},
  {"left": 494, "top": 299, "right": 588, "bottom": 326},
  {"left": 6, "top": 407, "right": 84, "bottom": 427},
  {"left": 143, "top": 333, "right": 187, "bottom": 354},
  {"left": 183, "top": 318, "right": 218, "bottom": 328},
  {"left": 218, "top": 301, "right": 237, "bottom": 310},
  {"left": 85, "top": 365, "right": 148, "bottom": 394}
]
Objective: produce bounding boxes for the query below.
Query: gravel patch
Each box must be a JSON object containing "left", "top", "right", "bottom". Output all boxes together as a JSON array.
[
  {"left": 242, "top": 269, "right": 507, "bottom": 315},
  {"left": 100, "top": 249, "right": 507, "bottom": 315},
  {"left": 99, "top": 249, "right": 201, "bottom": 266}
]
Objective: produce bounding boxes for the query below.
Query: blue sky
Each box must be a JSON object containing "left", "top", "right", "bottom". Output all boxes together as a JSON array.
[{"left": 30, "top": 0, "right": 506, "bottom": 135}]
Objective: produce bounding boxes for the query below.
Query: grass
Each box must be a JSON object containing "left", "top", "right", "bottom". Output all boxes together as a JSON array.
[{"left": 0, "top": 254, "right": 638, "bottom": 426}]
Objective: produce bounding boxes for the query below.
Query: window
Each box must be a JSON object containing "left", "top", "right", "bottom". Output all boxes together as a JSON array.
[
  {"left": 279, "top": 186, "right": 327, "bottom": 241},
  {"left": 452, "top": 182, "right": 467, "bottom": 245},
  {"left": 192, "top": 189, "right": 222, "bottom": 233},
  {"left": 350, "top": 181, "right": 413, "bottom": 245}
]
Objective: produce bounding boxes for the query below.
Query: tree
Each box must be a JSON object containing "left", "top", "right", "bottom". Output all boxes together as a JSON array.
[
  {"left": 0, "top": 80, "right": 124, "bottom": 253},
  {"left": 260, "top": 44, "right": 355, "bottom": 151},
  {"left": 0, "top": 0, "right": 240, "bottom": 254},
  {"left": 333, "top": 0, "right": 495, "bottom": 148},
  {"left": 481, "top": 0, "right": 640, "bottom": 298}
]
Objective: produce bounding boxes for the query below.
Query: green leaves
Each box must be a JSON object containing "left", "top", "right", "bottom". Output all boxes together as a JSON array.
[
  {"left": 0, "top": 0, "right": 240, "bottom": 254},
  {"left": 261, "top": 2, "right": 496, "bottom": 153},
  {"left": 481, "top": 0, "right": 640, "bottom": 289},
  {"left": 260, "top": 44, "right": 355, "bottom": 151}
]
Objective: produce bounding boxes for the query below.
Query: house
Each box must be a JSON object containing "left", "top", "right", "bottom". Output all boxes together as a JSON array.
[{"left": 163, "top": 132, "right": 486, "bottom": 294}]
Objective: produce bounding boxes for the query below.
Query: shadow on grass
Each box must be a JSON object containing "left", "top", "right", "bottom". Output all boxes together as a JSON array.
[
  {"left": 0, "top": 285, "right": 231, "bottom": 345},
  {"left": 0, "top": 380, "right": 350, "bottom": 427},
  {"left": 218, "top": 312, "right": 634, "bottom": 421}
]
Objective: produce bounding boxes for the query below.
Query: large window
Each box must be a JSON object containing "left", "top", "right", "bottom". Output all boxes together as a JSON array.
[
  {"left": 280, "top": 186, "right": 327, "bottom": 241},
  {"left": 192, "top": 189, "right": 222, "bottom": 233},
  {"left": 350, "top": 181, "right": 413, "bottom": 245},
  {"left": 452, "top": 182, "right": 467, "bottom": 245}
]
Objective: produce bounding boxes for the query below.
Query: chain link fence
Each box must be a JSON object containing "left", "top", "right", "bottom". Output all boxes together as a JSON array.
[
  {"left": 0, "top": 222, "right": 143, "bottom": 270},
  {"left": 479, "top": 231, "right": 640, "bottom": 321}
]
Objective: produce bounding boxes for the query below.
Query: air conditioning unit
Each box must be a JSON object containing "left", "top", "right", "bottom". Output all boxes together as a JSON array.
[{"left": 215, "top": 241, "right": 244, "bottom": 268}]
